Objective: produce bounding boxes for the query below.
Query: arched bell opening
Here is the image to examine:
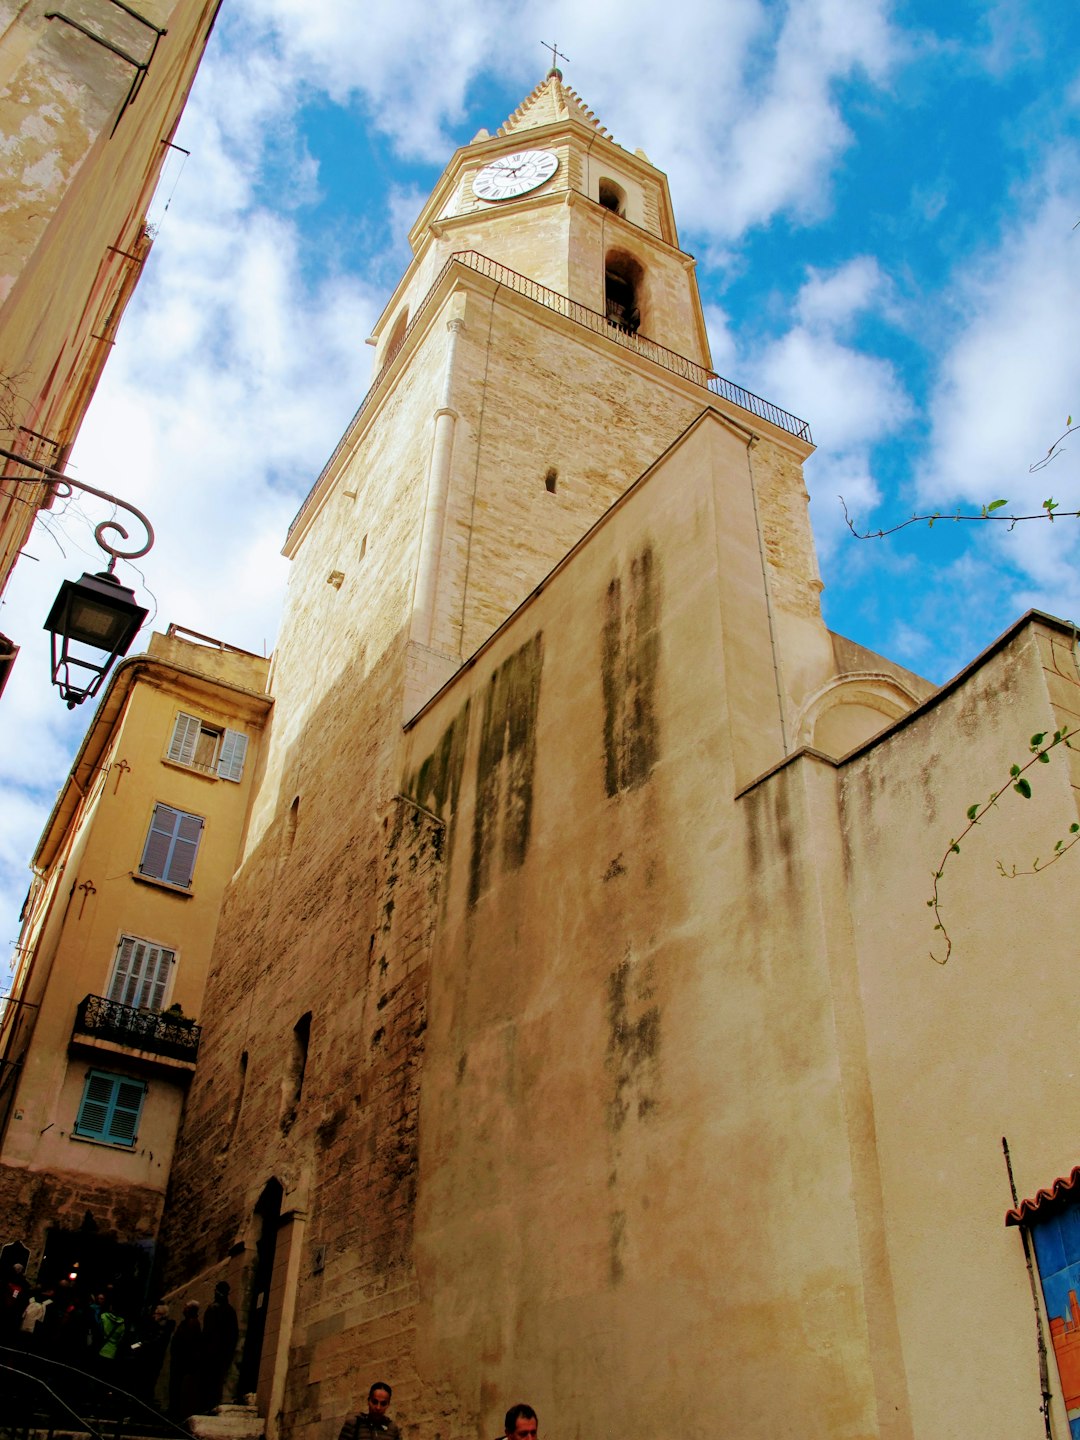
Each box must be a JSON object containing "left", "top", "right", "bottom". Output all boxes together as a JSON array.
[
  {"left": 598, "top": 177, "right": 627, "bottom": 216},
  {"left": 605, "top": 250, "right": 644, "bottom": 335}
]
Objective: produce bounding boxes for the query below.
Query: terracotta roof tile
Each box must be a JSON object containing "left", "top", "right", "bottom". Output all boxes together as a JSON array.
[{"left": 1005, "top": 1165, "right": 1080, "bottom": 1226}]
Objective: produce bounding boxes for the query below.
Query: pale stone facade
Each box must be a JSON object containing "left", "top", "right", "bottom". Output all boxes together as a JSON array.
[
  {"left": 0, "top": 627, "right": 270, "bottom": 1296},
  {"left": 0, "top": 0, "right": 220, "bottom": 608}
]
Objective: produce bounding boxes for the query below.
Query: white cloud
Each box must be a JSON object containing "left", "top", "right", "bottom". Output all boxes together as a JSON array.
[
  {"left": 796, "top": 256, "right": 892, "bottom": 332},
  {"left": 740, "top": 256, "right": 912, "bottom": 557},
  {"left": 0, "top": 20, "right": 384, "bottom": 958},
  {"left": 918, "top": 168, "right": 1080, "bottom": 624},
  {"left": 226, "top": 0, "right": 902, "bottom": 242}
]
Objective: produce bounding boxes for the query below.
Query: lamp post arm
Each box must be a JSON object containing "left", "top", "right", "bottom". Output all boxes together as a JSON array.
[{"left": 0, "top": 446, "right": 155, "bottom": 562}]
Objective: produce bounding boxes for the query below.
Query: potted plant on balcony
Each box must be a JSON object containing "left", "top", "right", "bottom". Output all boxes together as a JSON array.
[{"left": 163, "top": 1002, "right": 195, "bottom": 1028}]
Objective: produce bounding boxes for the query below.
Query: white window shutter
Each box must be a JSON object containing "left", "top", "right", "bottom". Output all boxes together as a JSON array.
[
  {"left": 143, "top": 945, "right": 174, "bottom": 1010},
  {"left": 216, "top": 729, "right": 248, "bottom": 782},
  {"left": 108, "top": 937, "right": 175, "bottom": 1009},
  {"left": 168, "top": 713, "right": 201, "bottom": 765},
  {"left": 108, "top": 937, "right": 138, "bottom": 1005}
]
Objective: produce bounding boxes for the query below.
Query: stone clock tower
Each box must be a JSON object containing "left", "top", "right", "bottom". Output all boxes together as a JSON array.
[{"left": 159, "top": 72, "right": 933, "bottom": 1440}]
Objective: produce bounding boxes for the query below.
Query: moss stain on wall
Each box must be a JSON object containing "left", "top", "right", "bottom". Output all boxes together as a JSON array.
[
  {"left": 469, "top": 632, "right": 544, "bottom": 906},
  {"left": 601, "top": 544, "right": 661, "bottom": 797}
]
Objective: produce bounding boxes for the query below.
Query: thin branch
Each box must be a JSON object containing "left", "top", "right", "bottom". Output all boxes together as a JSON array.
[
  {"left": 1030, "top": 418, "right": 1077, "bottom": 473},
  {"left": 841, "top": 495, "right": 1078, "bottom": 539},
  {"left": 928, "top": 728, "right": 1075, "bottom": 965},
  {"left": 997, "top": 827, "right": 1080, "bottom": 878}
]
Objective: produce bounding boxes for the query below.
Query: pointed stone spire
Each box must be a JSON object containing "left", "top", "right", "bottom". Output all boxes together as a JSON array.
[{"left": 497, "top": 72, "right": 614, "bottom": 142}]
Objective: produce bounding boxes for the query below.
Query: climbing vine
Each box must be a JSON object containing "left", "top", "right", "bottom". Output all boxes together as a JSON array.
[{"left": 929, "top": 727, "right": 1078, "bottom": 964}]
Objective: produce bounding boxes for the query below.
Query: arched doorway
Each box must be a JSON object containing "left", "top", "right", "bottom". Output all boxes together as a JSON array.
[{"left": 237, "top": 1179, "right": 282, "bottom": 1399}]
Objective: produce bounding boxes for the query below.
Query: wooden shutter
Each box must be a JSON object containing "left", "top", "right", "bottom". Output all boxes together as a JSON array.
[
  {"left": 166, "top": 811, "right": 203, "bottom": 887},
  {"left": 141, "top": 804, "right": 180, "bottom": 879},
  {"left": 216, "top": 729, "right": 248, "bottom": 782},
  {"left": 108, "top": 936, "right": 138, "bottom": 1004},
  {"left": 140, "top": 945, "right": 173, "bottom": 1009},
  {"left": 108, "top": 1078, "right": 146, "bottom": 1144},
  {"left": 140, "top": 805, "right": 204, "bottom": 888},
  {"left": 75, "top": 1072, "right": 115, "bottom": 1139},
  {"left": 76, "top": 1072, "right": 147, "bottom": 1146},
  {"left": 109, "top": 937, "right": 174, "bottom": 1009},
  {"left": 168, "top": 712, "right": 201, "bottom": 765}
]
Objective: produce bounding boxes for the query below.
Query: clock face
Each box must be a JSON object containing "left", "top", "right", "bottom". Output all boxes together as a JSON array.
[{"left": 473, "top": 149, "right": 559, "bottom": 202}]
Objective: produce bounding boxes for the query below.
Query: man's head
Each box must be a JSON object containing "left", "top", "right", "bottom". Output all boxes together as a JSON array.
[
  {"left": 504, "top": 1405, "right": 538, "bottom": 1440},
  {"left": 214, "top": 1281, "right": 231, "bottom": 1301},
  {"left": 367, "top": 1383, "right": 393, "bottom": 1418}
]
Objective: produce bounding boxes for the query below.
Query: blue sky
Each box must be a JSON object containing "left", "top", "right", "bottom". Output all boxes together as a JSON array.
[{"left": 2, "top": 0, "right": 1080, "bottom": 961}]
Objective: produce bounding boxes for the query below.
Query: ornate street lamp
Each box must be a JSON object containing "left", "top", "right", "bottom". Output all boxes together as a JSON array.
[
  {"left": 43, "top": 568, "right": 148, "bottom": 707},
  {"left": 0, "top": 446, "right": 155, "bottom": 706}
]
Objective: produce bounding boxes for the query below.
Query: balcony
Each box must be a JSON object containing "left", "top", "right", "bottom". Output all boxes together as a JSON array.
[{"left": 72, "top": 994, "right": 201, "bottom": 1063}]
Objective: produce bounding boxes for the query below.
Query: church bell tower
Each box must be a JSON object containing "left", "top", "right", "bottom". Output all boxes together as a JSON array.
[{"left": 277, "top": 68, "right": 816, "bottom": 738}]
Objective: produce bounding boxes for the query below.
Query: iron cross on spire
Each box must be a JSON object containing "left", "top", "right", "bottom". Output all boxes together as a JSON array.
[{"left": 541, "top": 40, "right": 569, "bottom": 75}]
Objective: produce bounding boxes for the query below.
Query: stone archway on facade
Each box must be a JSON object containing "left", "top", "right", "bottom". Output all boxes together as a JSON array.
[{"left": 795, "top": 672, "right": 924, "bottom": 759}]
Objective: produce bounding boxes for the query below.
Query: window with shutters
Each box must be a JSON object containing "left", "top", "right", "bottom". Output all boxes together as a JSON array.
[
  {"left": 138, "top": 804, "right": 204, "bottom": 889},
  {"left": 73, "top": 1070, "right": 147, "bottom": 1147},
  {"left": 107, "top": 935, "right": 175, "bottom": 1010},
  {"left": 167, "top": 711, "right": 248, "bottom": 782}
]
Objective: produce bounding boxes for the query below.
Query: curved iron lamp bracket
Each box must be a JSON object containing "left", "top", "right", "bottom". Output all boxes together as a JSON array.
[{"left": 0, "top": 445, "right": 155, "bottom": 563}]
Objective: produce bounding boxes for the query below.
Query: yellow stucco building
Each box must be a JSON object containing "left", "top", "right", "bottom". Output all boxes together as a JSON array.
[
  {"left": 9, "top": 70, "right": 1080, "bottom": 1440},
  {"left": 0, "top": 0, "right": 220, "bottom": 682},
  {"left": 0, "top": 625, "right": 269, "bottom": 1295}
]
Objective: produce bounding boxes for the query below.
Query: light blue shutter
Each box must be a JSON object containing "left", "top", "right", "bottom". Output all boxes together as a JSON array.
[
  {"left": 168, "top": 713, "right": 201, "bottom": 765},
  {"left": 107, "top": 1079, "right": 146, "bottom": 1145},
  {"left": 76, "top": 1072, "right": 115, "bottom": 1138},
  {"left": 216, "top": 729, "right": 248, "bottom": 782}
]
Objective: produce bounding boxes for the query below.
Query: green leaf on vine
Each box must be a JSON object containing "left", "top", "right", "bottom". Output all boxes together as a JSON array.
[{"left": 1014, "top": 778, "right": 1032, "bottom": 798}]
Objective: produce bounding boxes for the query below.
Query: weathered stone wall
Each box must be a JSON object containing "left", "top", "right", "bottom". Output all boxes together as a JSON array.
[
  {"left": 838, "top": 619, "right": 1080, "bottom": 1440},
  {"left": 0, "top": 1161, "right": 164, "bottom": 1269},
  {"left": 0, "top": 0, "right": 220, "bottom": 592},
  {"left": 391, "top": 417, "right": 882, "bottom": 1440}
]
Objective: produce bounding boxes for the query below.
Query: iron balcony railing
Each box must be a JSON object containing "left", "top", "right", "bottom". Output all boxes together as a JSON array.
[
  {"left": 287, "top": 249, "right": 812, "bottom": 539},
  {"left": 73, "top": 994, "right": 201, "bottom": 1062}
]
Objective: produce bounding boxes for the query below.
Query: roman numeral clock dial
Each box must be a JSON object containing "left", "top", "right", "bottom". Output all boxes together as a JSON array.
[{"left": 473, "top": 149, "right": 559, "bottom": 202}]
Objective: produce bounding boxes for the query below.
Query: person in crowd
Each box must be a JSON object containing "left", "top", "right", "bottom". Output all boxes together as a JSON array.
[
  {"left": 133, "top": 1301, "right": 175, "bottom": 1405},
  {"left": 1, "top": 1262, "right": 30, "bottom": 1340},
  {"left": 503, "top": 1405, "right": 539, "bottom": 1440},
  {"left": 169, "top": 1300, "right": 202, "bottom": 1419},
  {"left": 18, "top": 1289, "right": 52, "bottom": 1349},
  {"left": 202, "top": 1281, "right": 239, "bottom": 1410},
  {"left": 52, "top": 1280, "right": 95, "bottom": 1367},
  {"left": 338, "top": 1380, "right": 402, "bottom": 1440},
  {"left": 95, "top": 1293, "right": 127, "bottom": 1379}
]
